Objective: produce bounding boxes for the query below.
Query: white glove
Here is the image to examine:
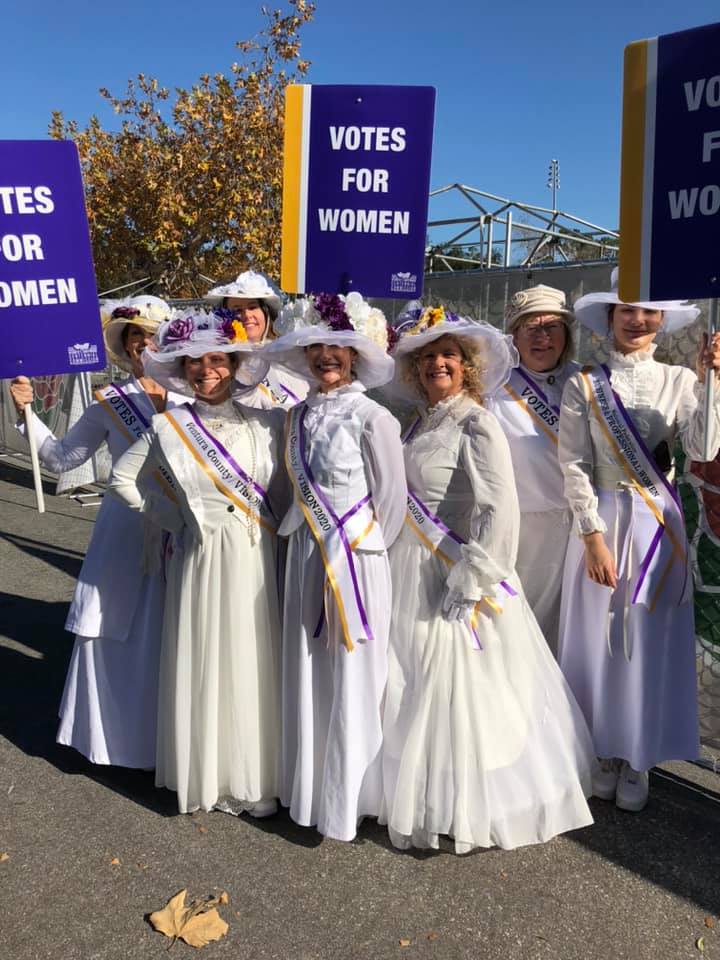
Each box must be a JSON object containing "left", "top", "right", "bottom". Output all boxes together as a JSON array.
[{"left": 441, "top": 586, "right": 476, "bottom": 623}]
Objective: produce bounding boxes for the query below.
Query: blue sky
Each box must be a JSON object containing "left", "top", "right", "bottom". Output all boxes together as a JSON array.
[{"left": 2, "top": 0, "right": 719, "bottom": 234}]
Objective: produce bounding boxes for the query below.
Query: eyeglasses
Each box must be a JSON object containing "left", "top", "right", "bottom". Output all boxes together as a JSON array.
[{"left": 520, "top": 321, "right": 566, "bottom": 339}]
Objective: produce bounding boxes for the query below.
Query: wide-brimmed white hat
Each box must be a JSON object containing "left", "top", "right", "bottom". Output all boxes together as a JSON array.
[
  {"left": 505, "top": 284, "right": 574, "bottom": 331},
  {"left": 574, "top": 268, "right": 700, "bottom": 335},
  {"left": 101, "top": 295, "right": 172, "bottom": 371},
  {"left": 203, "top": 270, "right": 283, "bottom": 319},
  {"left": 388, "top": 302, "right": 518, "bottom": 404},
  {"left": 263, "top": 292, "right": 394, "bottom": 389},
  {"left": 141, "top": 309, "right": 269, "bottom": 395}
]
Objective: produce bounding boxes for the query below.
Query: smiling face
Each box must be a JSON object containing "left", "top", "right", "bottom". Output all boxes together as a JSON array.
[
  {"left": 416, "top": 335, "right": 466, "bottom": 405},
  {"left": 514, "top": 313, "right": 568, "bottom": 372},
  {"left": 224, "top": 297, "right": 268, "bottom": 343},
  {"left": 610, "top": 304, "right": 663, "bottom": 354},
  {"left": 182, "top": 351, "right": 237, "bottom": 404},
  {"left": 122, "top": 323, "right": 154, "bottom": 375},
  {"left": 305, "top": 343, "right": 356, "bottom": 392}
]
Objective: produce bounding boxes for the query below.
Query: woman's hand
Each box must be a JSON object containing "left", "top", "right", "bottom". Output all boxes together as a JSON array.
[
  {"left": 696, "top": 332, "right": 720, "bottom": 383},
  {"left": 10, "top": 376, "right": 33, "bottom": 416},
  {"left": 583, "top": 531, "right": 617, "bottom": 589}
]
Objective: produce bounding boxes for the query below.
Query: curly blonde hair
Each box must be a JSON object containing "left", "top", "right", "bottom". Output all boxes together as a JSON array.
[{"left": 402, "top": 334, "right": 486, "bottom": 406}]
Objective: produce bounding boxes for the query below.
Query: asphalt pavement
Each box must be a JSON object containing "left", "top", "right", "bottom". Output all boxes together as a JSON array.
[{"left": 1, "top": 455, "right": 719, "bottom": 960}]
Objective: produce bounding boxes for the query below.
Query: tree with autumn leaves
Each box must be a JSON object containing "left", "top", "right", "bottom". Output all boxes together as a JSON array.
[{"left": 49, "top": 1, "right": 314, "bottom": 297}]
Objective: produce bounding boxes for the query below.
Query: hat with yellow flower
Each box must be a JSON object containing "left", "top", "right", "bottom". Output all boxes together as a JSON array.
[
  {"left": 141, "top": 308, "right": 269, "bottom": 395},
  {"left": 389, "top": 301, "right": 518, "bottom": 402},
  {"left": 263, "top": 292, "right": 395, "bottom": 389},
  {"left": 101, "top": 294, "right": 172, "bottom": 371}
]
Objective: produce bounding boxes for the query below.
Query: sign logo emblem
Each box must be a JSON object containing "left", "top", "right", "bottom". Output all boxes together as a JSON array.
[
  {"left": 390, "top": 271, "right": 418, "bottom": 293},
  {"left": 67, "top": 342, "right": 99, "bottom": 365}
]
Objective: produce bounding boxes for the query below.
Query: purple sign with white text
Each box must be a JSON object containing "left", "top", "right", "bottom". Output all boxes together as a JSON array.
[
  {"left": 0, "top": 140, "right": 104, "bottom": 378},
  {"left": 282, "top": 85, "right": 435, "bottom": 299}
]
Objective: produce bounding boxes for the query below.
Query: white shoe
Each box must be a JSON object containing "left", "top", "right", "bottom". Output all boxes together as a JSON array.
[
  {"left": 592, "top": 757, "right": 620, "bottom": 800},
  {"left": 615, "top": 763, "right": 649, "bottom": 812},
  {"left": 245, "top": 799, "right": 278, "bottom": 819}
]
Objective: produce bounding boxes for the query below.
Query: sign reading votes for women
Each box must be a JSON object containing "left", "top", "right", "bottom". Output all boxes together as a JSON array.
[
  {"left": 619, "top": 21, "right": 720, "bottom": 302},
  {"left": 281, "top": 85, "right": 435, "bottom": 299},
  {"left": 0, "top": 140, "right": 104, "bottom": 379}
]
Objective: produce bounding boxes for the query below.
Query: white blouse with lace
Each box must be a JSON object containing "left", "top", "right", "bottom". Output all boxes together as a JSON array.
[{"left": 559, "top": 346, "right": 720, "bottom": 535}]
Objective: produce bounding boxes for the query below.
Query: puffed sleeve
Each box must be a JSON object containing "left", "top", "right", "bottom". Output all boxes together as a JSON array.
[
  {"left": 445, "top": 409, "right": 519, "bottom": 599},
  {"left": 361, "top": 405, "right": 407, "bottom": 548},
  {"left": 675, "top": 367, "right": 720, "bottom": 462},
  {"left": 558, "top": 374, "right": 607, "bottom": 536},
  {"left": 17, "top": 403, "right": 108, "bottom": 474}
]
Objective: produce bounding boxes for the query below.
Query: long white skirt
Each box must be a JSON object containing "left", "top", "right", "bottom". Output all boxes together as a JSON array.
[
  {"left": 281, "top": 527, "right": 391, "bottom": 841},
  {"left": 156, "top": 521, "right": 281, "bottom": 813},
  {"left": 382, "top": 529, "right": 595, "bottom": 853},
  {"left": 56, "top": 571, "right": 164, "bottom": 767},
  {"left": 56, "top": 495, "right": 163, "bottom": 768},
  {"left": 515, "top": 507, "right": 572, "bottom": 658},
  {"left": 559, "top": 488, "right": 699, "bottom": 771}
]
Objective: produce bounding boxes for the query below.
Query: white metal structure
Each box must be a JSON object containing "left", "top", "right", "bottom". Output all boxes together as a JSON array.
[{"left": 426, "top": 183, "right": 619, "bottom": 272}]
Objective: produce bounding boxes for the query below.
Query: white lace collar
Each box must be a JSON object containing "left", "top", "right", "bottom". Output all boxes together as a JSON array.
[
  {"left": 607, "top": 344, "right": 657, "bottom": 367},
  {"left": 416, "top": 392, "right": 478, "bottom": 432},
  {"left": 193, "top": 397, "right": 238, "bottom": 421},
  {"left": 305, "top": 380, "right": 366, "bottom": 408}
]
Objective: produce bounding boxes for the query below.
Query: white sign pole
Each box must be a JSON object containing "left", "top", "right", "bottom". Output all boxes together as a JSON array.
[
  {"left": 704, "top": 298, "right": 719, "bottom": 462},
  {"left": 23, "top": 403, "right": 45, "bottom": 514}
]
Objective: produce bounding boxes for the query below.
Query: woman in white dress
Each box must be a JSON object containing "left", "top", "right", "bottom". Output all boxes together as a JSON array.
[
  {"left": 264, "top": 292, "right": 406, "bottom": 841},
  {"left": 110, "top": 310, "right": 287, "bottom": 815},
  {"left": 381, "top": 304, "right": 595, "bottom": 854},
  {"left": 559, "top": 272, "right": 720, "bottom": 812},
  {"left": 488, "top": 285, "right": 578, "bottom": 655},
  {"left": 10, "top": 295, "right": 176, "bottom": 768},
  {"left": 204, "top": 270, "right": 308, "bottom": 408}
]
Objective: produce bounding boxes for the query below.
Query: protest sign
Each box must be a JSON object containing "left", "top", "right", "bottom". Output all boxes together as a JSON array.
[
  {"left": 282, "top": 84, "right": 435, "bottom": 299},
  {"left": 619, "top": 22, "right": 720, "bottom": 302},
  {"left": 0, "top": 140, "right": 103, "bottom": 379}
]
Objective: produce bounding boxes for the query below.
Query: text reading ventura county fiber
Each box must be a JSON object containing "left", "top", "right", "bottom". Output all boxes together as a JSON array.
[
  {"left": 0, "top": 185, "right": 79, "bottom": 308},
  {"left": 318, "top": 125, "right": 411, "bottom": 235}
]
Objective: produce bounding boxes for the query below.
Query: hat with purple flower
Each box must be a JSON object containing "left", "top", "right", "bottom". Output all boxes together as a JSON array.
[
  {"left": 141, "top": 309, "right": 269, "bottom": 395},
  {"left": 101, "top": 294, "right": 172, "bottom": 371},
  {"left": 263, "top": 291, "right": 394, "bottom": 389},
  {"left": 388, "top": 301, "right": 518, "bottom": 403}
]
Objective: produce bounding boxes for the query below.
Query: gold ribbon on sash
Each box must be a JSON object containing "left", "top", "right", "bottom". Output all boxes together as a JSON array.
[
  {"left": 284, "top": 405, "right": 376, "bottom": 652},
  {"left": 163, "top": 405, "right": 277, "bottom": 534}
]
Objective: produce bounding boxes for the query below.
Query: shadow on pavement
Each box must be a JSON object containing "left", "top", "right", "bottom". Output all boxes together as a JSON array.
[
  {"left": 0, "top": 458, "right": 57, "bottom": 495},
  {"left": 0, "top": 532, "right": 85, "bottom": 579},
  {"left": 567, "top": 775, "right": 720, "bottom": 914},
  {"left": 0, "top": 591, "right": 177, "bottom": 817}
]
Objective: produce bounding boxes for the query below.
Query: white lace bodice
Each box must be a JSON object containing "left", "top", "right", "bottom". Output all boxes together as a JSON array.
[
  {"left": 559, "top": 347, "right": 720, "bottom": 534},
  {"left": 402, "top": 394, "right": 519, "bottom": 597},
  {"left": 277, "top": 381, "right": 407, "bottom": 548}
]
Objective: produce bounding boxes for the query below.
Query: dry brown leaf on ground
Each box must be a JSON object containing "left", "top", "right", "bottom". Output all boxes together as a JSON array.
[
  {"left": 110, "top": 857, "right": 121, "bottom": 865},
  {"left": 427, "top": 931, "right": 439, "bottom": 941},
  {"left": 705, "top": 916, "right": 715, "bottom": 929},
  {"left": 0, "top": 853, "right": 9, "bottom": 862},
  {"left": 148, "top": 888, "right": 229, "bottom": 948},
  {"left": 399, "top": 938, "right": 411, "bottom": 947}
]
